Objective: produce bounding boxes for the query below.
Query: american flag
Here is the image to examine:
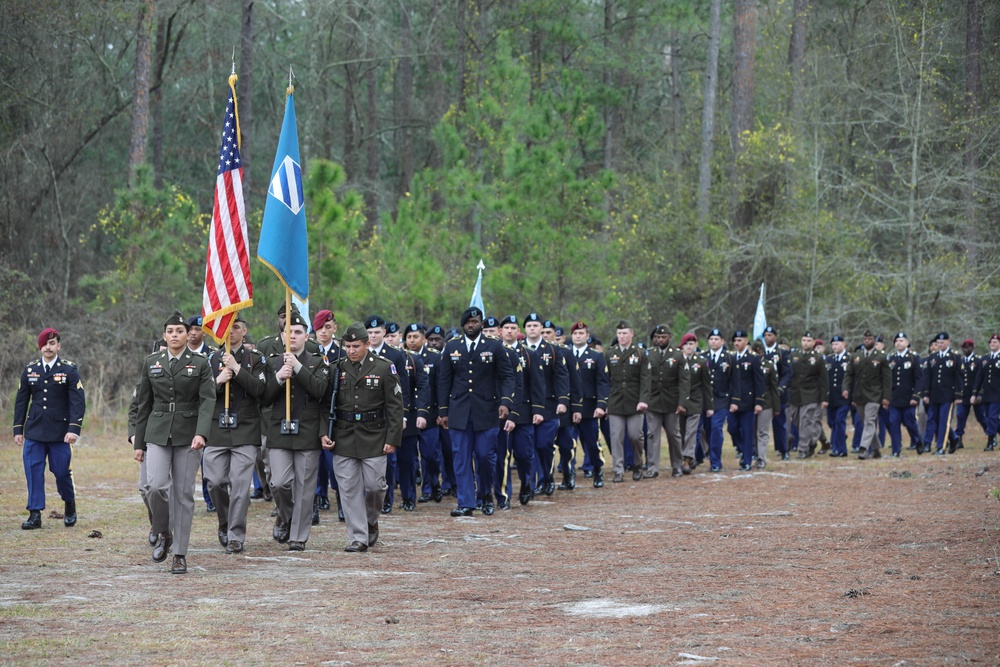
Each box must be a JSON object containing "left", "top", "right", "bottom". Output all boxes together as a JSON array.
[{"left": 202, "top": 77, "right": 253, "bottom": 343}]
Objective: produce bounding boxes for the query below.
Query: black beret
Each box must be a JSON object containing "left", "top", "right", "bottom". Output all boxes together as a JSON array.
[
  {"left": 935, "top": 331, "right": 950, "bottom": 341},
  {"left": 894, "top": 331, "right": 907, "bottom": 341},
  {"left": 763, "top": 325, "right": 776, "bottom": 334},
  {"left": 427, "top": 325, "right": 445, "bottom": 337},
  {"left": 524, "top": 312, "right": 542, "bottom": 324},
  {"left": 386, "top": 322, "right": 400, "bottom": 334},
  {"left": 406, "top": 323, "right": 426, "bottom": 334},
  {"left": 500, "top": 315, "right": 519, "bottom": 327},
  {"left": 588, "top": 335, "right": 602, "bottom": 346},
  {"left": 484, "top": 316, "right": 500, "bottom": 328},
  {"left": 461, "top": 307, "right": 483, "bottom": 325},
  {"left": 542, "top": 319, "right": 556, "bottom": 329},
  {"left": 708, "top": 328, "right": 724, "bottom": 338},
  {"left": 831, "top": 335, "right": 844, "bottom": 342},
  {"left": 366, "top": 315, "right": 387, "bottom": 329},
  {"left": 732, "top": 330, "right": 749, "bottom": 340},
  {"left": 446, "top": 327, "right": 462, "bottom": 340},
  {"left": 187, "top": 315, "right": 203, "bottom": 327},
  {"left": 554, "top": 327, "right": 564, "bottom": 336}
]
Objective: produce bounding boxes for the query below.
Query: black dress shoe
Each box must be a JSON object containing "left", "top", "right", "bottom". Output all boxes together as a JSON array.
[
  {"left": 583, "top": 470, "right": 594, "bottom": 479},
  {"left": 63, "top": 500, "right": 77, "bottom": 527},
  {"left": 643, "top": 470, "right": 659, "bottom": 479},
  {"left": 148, "top": 531, "right": 157, "bottom": 546},
  {"left": 344, "top": 541, "right": 368, "bottom": 553},
  {"left": 368, "top": 522, "right": 379, "bottom": 548},
  {"left": 218, "top": 527, "right": 229, "bottom": 547},
  {"left": 498, "top": 500, "right": 511, "bottom": 510},
  {"left": 206, "top": 502, "right": 216, "bottom": 513},
  {"left": 170, "top": 555, "right": 186, "bottom": 574},
  {"left": 273, "top": 518, "right": 290, "bottom": 544},
  {"left": 418, "top": 493, "right": 432, "bottom": 503},
  {"left": 781, "top": 453, "right": 790, "bottom": 461},
  {"left": 612, "top": 473, "right": 624, "bottom": 483},
  {"left": 740, "top": 463, "right": 752, "bottom": 471},
  {"left": 518, "top": 487, "right": 532, "bottom": 505},
  {"left": 710, "top": 466, "right": 722, "bottom": 473},
  {"left": 671, "top": 468, "right": 683, "bottom": 477},
  {"left": 318, "top": 495, "right": 330, "bottom": 510},
  {"left": 890, "top": 452, "right": 900, "bottom": 458},
  {"left": 796, "top": 451, "right": 811, "bottom": 459},
  {"left": 544, "top": 482, "right": 556, "bottom": 496},
  {"left": 593, "top": 470, "right": 604, "bottom": 488},
  {"left": 21, "top": 510, "right": 41, "bottom": 530},
  {"left": 287, "top": 541, "right": 305, "bottom": 551},
  {"left": 450, "top": 507, "right": 474, "bottom": 517},
  {"left": 262, "top": 487, "right": 273, "bottom": 502},
  {"left": 482, "top": 498, "right": 495, "bottom": 516},
  {"left": 381, "top": 501, "right": 393, "bottom": 514},
  {"left": 932, "top": 449, "right": 946, "bottom": 456},
  {"left": 249, "top": 489, "right": 264, "bottom": 500},
  {"left": 225, "top": 540, "right": 243, "bottom": 554},
  {"left": 152, "top": 532, "right": 173, "bottom": 563},
  {"left": 432, "top": 486, "right": 444, "bottom": 503},
  {"left": 632, "top": 468, "right": 643, "bottom": 481},
  {"left": 987, "top": 436, "right": 997, "bottom": 452},
  {"left": 402, "top": 500, "right": 416, "bottom": 512}
]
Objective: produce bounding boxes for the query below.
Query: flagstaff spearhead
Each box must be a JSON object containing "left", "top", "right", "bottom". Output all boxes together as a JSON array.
[{"left": 477, "top": 260, "right": 485, "bottom": 271}]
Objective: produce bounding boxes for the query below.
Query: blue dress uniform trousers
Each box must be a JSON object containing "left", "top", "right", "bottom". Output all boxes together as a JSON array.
[
  {"left": 506, "top": 425, "right": 536, "bottom": 497},
  {"left": 577, "top": 418, "right": 603, "bottom": 473},
  {"left": 923, "top": 402, "right": 955, "bottom": 451},
  {"left": 772, "top": 402, "right": 789, "bottom": 454},
  {"left": 419, "top": 426, "right": 443, "bottom": 496},
  {"left": 827, "top": 404, "right": 850, "bottom": 455},
  {"left": 23, "top": 439, "right": 74, "bottom": 511},
  {"left": 316, "top": 449, "right": 338, "bottom": 498},
  {"left": 954, "top": 403, "right": 986, "bottom": 437},
  {"left": 451, "top": 424, "right": 499, "bottom": 509},
  {"left": 706, "top": 410, "right": 728, "bottom": 469},
  {"left": 494, "top": 429, "right": 513, "bottom": 504},
  {"left": 728, "top": 410, "right": 756, "bottom": 468},
  {"left": 439, "top": 428, "right": 456, "bottom": 494},
  {"left": 884, "top": 405, "right": 920, "bottom": 455},
  {"left": 982, "top": 402, "right": 1000, "bottom": 437},
  {"left": 394, "top": 434, "right": 420, "bottom": 504},
  {"left": 556, "top": 424, "right": 578, "bottom": 476},
  {"left": 533, "top": 419, "right": 560, "bottom": 486}
]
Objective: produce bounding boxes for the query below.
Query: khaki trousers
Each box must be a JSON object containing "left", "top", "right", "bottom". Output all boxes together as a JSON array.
[
  {"left": 146, "top": 443, "right": 202, "bottom": 555},
  {"left": 203, "top": 444, "right": 257, "bottom": 543},
  {"left": 857, "top": 402, "right": 882, "bottom": 453},
  {"left": 268, "top": 448, "right": 320, "bottom": 543},
  {"left": 608, "top": 413, "right": 645, "bottom": 474},
  {"left": 333, "top": 454, "right": 388, "bottom": 546}
]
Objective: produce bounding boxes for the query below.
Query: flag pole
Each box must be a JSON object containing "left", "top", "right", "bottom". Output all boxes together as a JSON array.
[
  {"left": 224, "top": 330, "right": 231, "bottom": 413},
  {"left": 285, "top": 289, "right": 292, "bottom": 425}
]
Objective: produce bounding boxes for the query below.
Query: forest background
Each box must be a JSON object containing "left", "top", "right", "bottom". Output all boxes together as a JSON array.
[{"left": 1, "top": 0, "right": 999, "bottom": 422}]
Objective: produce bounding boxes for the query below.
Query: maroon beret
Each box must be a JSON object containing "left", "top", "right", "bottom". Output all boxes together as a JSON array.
[
  {"left": 680, "top": 333, "right": 698, "bottom": 346},
  {"left": 312, "top": 309, "right": 334, "bottom": 332},
  {"left": 37, "top": 328, "right": 59, "bottom": 349},
  {"left": 570, "top": 321, "right": 588, "bottom": 333}
]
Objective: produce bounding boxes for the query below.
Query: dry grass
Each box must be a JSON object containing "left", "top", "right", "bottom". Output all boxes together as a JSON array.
[{"left": 2, "top": 429, "right": 1000, "bottom": 666}]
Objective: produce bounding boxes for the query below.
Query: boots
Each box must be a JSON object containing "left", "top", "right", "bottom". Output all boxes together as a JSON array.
[
  {"left": 311, "top": 496, "right": 320, "bottom": 526},
  {"left": 64, "top": 500, "right": 77, "bottom": 527},
  {"left": 593, "top": 469, "right": 604, "bottom": 488},
  {"left": 986, "top": 435, "right": 996, "bottom": 452},
  {"left": 21, "top": 510, "right": 41, "bottom": 530}
]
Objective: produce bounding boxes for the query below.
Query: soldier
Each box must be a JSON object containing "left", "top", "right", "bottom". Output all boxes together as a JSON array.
[
  {"left": 406, "top": 323, "right": 445, "bottom": 504},
  {"left": 13, "top": 328, "right": 86, "bottom": 530},
  {"left": 523, "top": 314, "right": 570, "bottom": 495},
  {"left": 644, "top": 324, "right": 685, "bottom": 476},
  {"left": 728, "top": 331, "right": 764, "bottom": 471},
  {"left": 788, "top": 331, "right": 829, "bottom": 459},
  {"left": 825, "top": 335, "right": 851, "bottom": 457},
  {"left": 752, "top": 340, "right": 781, "bottom": 468},
  {"left": 322, "top": 322, "right": 404, "bottom": 552},
  {"left": 312, "top": 309, "right": 342, "bottom": 520},
  {"left": 426, "top": 325, "right": 446, "bottom": 352},
  {"left": 498, "top": 314, "right": 540, "bottom": 505},
  {"left": 385, "top": 322, "right": 403, "bottom": 348},
  {"left": 921, "top": 332, "right": 964, "bottom": 455},
  {"left": 703, "top": 328, "right": 733, "bottom": 472},
  {"left": 955, "top": 338, "right": 983, "bottom": 451},
  {"left": 569, "top": 322, "right": 610, "bottom": 487},
  {"left": 678, "top": 334, "right": 712, "bottom": 471},
  {"left": 437, "top": 307, "right": 515, "bottom": 516},
  {"left": 132, "top": 311, "right": 216, "bottom": 574},
  {"left": 973, "top": 334, "right": 1000, "bottom": 451},
  {"left": 261, "top": 310, "right": 330, "bottom": 551},
  {"left": 128, "top": 339, "right": 167, "bottom": 545},
  {"left": 202, "top": 314, "right": 267, "bottom": 553},
  {"left": 844, "top": 330, "right": 891, "bottom": 459},
  {"left": 542, "top": 320, "right": 583, "bottom": 490},
  {"left": 187, "top": 316, "right": 213, "bottom": 355},
  {"left": 883, "top": 332, "right": 923, "bottom": 456},
  {"left": 388, "top": 338, "right": 428, "bottom": 512},
  {"left": 762, "top": 326, "right": 792, "bottom": 459},
  {"left": 605, "top": 320, "right": 650, "bottom": 482},
  {"left": 426, "top": 324, "right": 456, "bottom": 495}
]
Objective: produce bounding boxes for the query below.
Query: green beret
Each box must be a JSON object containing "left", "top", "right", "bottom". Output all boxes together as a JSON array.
[{"left": 343, "top": 322, "right": 369, "bottom": 342}]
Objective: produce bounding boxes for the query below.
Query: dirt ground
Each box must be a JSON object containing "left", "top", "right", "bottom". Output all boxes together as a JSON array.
[{"left": 1, "top": 427, "right": 999, "bottom": 666}]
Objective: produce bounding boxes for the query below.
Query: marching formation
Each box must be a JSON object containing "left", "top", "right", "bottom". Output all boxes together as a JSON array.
[{"left": 13, "top": 308, "right": 1000, "bottom": 575}]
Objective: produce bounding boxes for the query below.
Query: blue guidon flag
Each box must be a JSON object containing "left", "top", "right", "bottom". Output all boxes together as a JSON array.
[{"left": 257, "top": 88, "right": 309, "bottom": 301}]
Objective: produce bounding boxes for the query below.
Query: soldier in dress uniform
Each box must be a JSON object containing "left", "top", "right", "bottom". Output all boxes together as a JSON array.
[
  {"left": 13, "top": 328, "right": 86, "bottom": 530},
  {"left": 703, "top": 329, "right": 733, "bottom": 472},
  {"left": 437, "top": 307, "right": 515, "bottom": 516},
  {"left": 604, "top": 320, "right": 650, "bottom": 482},
  {"left": 569, "top": 322, "right": 610, "bottom": 487},
  {"left": 678, "top": 333, "right": 712, "bottom": 471},
  {"left": 645, "top": 324, "right": 686, "bottom": 477},
  {"left": 787, "top": 331, "right": 828, "bottom": 459},
  {"left": 844, "top": 330, "right": 891, "bottom": 459},
  {"left": 261, "top": 310, "right": 330, "bottom": 551},
  {"left": 762, "top": 326, "right": 792, "bottom": 459},
  {"left": 921, "top": 332, "right": 964, "bottom": 455},
  {"left": 522, "top": 314, "right": 570, "bottom": 495},
  {"left": 406, "top": 323, "right": 445, "bottom": 504},
  {"left": 426, "top": 325, "right": 446, "bottom": 352},
  {"left": 425, "top": 325, "right": 456, "bottom": 495},
  {"left": 312, "top": 309, "right": 343, "bottom": 521},
  {"left": 387, "top": 336, "right": 428, "bottom": 512},
  {"left": 752, "top": 340, "right": 781, "bottom": 468},
  {"left": 825, "top": 336, "right": 851, "bottom": 458},
  {"left": 542, "top": 320, "right": 583, "bottom": 490},
  {"left": 883, "top": 332, "right": 923, "bottom": 456},
  {"left": 728, "top": 331, "right": 764, "bottom": 471},
  {"left": 497, "top": 315, "right": 538, "bottom": 506},
  {"left": 954, "top": 338, "right": 983, "bottom": 451},
  {"left": 202, "top": 314, "right": 268, "bottom": 553},
  {"left": 186, "top": 316, "right": 213, "bottom": 355},
  {"left": 972, "top": 334, "right": 1000, "bottom": 451},
  {"left": 132, "top": 311, "right": 216, "bottom": 574},
  {"left": 322, "top": 322, "right": 404, "bottom": 552}
]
